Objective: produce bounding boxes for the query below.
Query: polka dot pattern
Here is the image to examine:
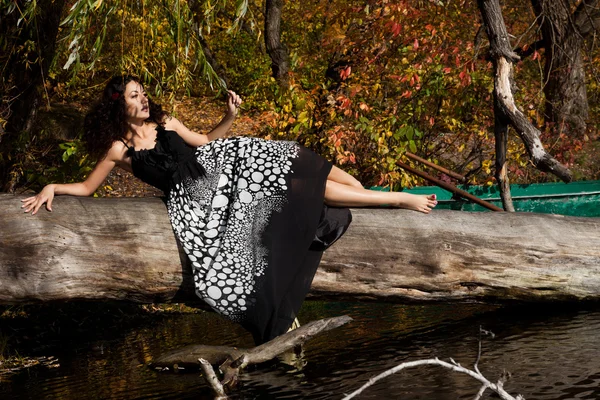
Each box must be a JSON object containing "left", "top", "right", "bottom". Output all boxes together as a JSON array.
[{"left": 166, "top": 137, "right": 299, "bottom": 321}]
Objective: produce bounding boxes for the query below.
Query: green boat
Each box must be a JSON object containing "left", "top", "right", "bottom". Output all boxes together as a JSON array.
[{"left": 398, "top": 180, "right": 600, "bottom": 217}]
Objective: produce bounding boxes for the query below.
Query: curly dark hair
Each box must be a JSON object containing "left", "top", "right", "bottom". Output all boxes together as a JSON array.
[{"left": 83, "top": 75, "right": 168, "bottom": 160}]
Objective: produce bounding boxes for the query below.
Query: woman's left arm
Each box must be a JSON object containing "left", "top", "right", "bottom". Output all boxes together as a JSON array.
[{"left": 166, "top": 91, "right": 242, "bottom": 147}]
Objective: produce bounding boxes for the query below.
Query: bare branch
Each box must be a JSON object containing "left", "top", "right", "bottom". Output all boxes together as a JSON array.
[
  {"left": 153, "top": 316, "right": 353, "bottom": 368},
  {"left": 199, "top": 358, "right": 228, "bottom": 400},
  {"left": 574, "top": 0, "right": 600, "bottom": 38},
  {"left": 342, "top": 358, "right": 522, "bottom": 400},
  {"left": 473, "top": 383, "right": 489, "bottom": 400},
  {"left": 478, "top": 0, "right": 573, "bottom": 182},
  {"left": 494, "top": 57, "right": 572, "bottom": 181},
  {"left": 513, "top": 39, "right": 545, "bottom": 59}
]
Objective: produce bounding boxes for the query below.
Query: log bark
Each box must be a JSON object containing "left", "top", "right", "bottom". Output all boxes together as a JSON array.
[{"left": 1, "top": 194, "right": 600, "bottom": 304}]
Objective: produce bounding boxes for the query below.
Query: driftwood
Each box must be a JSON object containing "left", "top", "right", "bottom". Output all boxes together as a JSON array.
[
  {"left": 343, "top": 358, "right": 522, "bottom": 400},
  {"left": 1, "top": 193, "right": 600, "bottom": 304},
  {"left": 155, "top": 315, "right": 352, "bottom": 399},
  {"left": 343, "top": 327, "right": 523, "bottom": 400},
  {"left": 153, "top": 315, "right": 352, "bottom": 368}
]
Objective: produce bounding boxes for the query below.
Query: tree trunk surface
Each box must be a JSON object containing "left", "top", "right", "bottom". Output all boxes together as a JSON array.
[
  {"left": 1, "top": 194, "right": 600, "bottom": 304},
  {"left": 264, "top": 0, "right": 290, "bottom": 86},
  {"left": 531, "top": 0, "right": 590, "bottom": 136},
  {"left": 478, "top": 0, "right": 573, "bottom": 183}
]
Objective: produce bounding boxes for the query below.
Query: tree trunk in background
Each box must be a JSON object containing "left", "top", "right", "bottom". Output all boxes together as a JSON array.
[
  {"left": 0, "top": 0, "right": 66, "bottom": 192},
  {"left": 264, "top": 0, "right": 290, "bottom": 87},
  {"left": 478, "top": 0, "right": 572, "bottom": 183},
  {"left": 530, "top": 0, "right": 594, "bottom": 136}
]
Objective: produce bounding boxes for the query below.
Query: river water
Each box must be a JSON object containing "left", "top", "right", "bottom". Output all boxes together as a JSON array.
[{"left": 1, "top": 301, "right": 599, "bottom": 399}]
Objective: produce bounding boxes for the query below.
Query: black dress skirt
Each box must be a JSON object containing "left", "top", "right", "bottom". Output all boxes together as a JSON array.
[{"left": 124, "top": 126, "right": 351, "bottom": 344}]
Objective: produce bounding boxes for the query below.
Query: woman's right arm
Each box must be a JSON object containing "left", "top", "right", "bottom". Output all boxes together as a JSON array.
[{"left": 21, "top": 144, "right": 121, "bottom": 215}]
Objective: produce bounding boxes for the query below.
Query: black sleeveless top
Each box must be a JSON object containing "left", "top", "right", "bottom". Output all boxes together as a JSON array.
[{"left": 121, "top": 125, "right": 206, "bottom": 193}]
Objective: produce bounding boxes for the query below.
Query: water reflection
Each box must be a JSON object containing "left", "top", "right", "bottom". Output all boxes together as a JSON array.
[{"left": 1, "top": 302, "right": 599, "bottom": 399}]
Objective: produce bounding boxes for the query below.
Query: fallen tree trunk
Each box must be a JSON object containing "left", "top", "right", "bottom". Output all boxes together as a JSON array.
[{"left": 1, "top": 193, "right": 599, "bottom": 304}]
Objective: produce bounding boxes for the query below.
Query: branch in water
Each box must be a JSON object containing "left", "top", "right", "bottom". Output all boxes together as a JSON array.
[{"left": 341, "top": 357, "right": 524, "bottom": 400}]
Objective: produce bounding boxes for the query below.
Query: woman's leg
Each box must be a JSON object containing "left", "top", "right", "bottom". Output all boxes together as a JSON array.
[
  {"left": 324, "top": 180, "right": 437, "bottom": 214},
  {"left": 327, "top": 165, "right": 363, "bottom": 188}
]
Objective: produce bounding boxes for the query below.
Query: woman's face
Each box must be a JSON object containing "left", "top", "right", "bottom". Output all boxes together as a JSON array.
[{"left": 123, "top": 80, "right": 149, "bottom": 121}]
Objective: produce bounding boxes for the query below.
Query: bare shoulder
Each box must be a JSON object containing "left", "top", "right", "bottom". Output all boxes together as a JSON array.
[
  {"left": 164, "top": 116, "right": 184, "bottom": 130},
  {"left": 163, "top": 116, "right": 208, "bottom": 146},
  {"left": 106, "top": 140, "right": 129, "bottom": 162}
]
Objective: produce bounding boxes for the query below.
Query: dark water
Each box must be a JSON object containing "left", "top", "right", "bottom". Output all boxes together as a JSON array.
[{"left": 1, "top": 302, "right": 600, "bottom": 399}]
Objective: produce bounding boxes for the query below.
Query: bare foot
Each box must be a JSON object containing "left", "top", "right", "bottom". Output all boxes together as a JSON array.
[{"left": 395, "top": 193, "right": 437, "bottom": 214}]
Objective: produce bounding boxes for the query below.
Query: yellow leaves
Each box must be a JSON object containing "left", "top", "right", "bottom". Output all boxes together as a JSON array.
[
  {"left": 297, "top": 111, "right": 309, "bottom": 124},
  {"left": 482, "top": 160, "right": 492, "bottom": 175}
]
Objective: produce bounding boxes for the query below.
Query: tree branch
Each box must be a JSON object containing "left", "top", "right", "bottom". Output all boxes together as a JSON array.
[
  {"left": 154, "top": 316, "right": 352, "bottom": 398},
  {"left": 478, "top": 0, "right": 573, "bottom": 183},
  {"left": 494, "top": 58, "right": 572, "bottom": 181},
  {"left": 513, "top": 39, "right": 545, "bottom": 59},
  {"left": 199, "top": 358, "right": 228, "bottom": 400},
  {"left": 342, "top": 358, "right": 523, "bottom": 400},
  {"left": 573, "top": 0, "right": 600, "bottom": 38}
]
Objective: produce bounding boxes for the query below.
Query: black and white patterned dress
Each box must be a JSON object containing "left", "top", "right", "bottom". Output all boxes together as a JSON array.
[{"left": 124, "top": 126, "right": 351, "bottom": 343}]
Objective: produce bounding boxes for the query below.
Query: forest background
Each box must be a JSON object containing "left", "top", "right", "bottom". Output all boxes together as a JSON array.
[{"left": 1, "top": 0, "right": 599, "bottom": 196}]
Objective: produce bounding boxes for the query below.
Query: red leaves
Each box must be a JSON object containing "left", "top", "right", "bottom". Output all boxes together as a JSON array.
[
  {"left": 339, "top": 66, "right": 352, "bottom": 80},
  {"left": 425, "top": 24, "right": 437, "bottom": 37},
  {"left": 386, "top": 21, "right": 402, "bottom": 37},
  {"left": 329, "top": 131, "right": 343, "bottom": 147},
  {"left": 459, "top": 68, "right": 471, "bottom": 86},
  {"left": 336, "top": 95, "right": 352, "bottom": 110}
]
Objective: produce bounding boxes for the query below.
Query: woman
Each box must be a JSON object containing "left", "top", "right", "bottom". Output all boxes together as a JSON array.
[{"left": 22, "top": 76, "right": 437, "bottom": 343}]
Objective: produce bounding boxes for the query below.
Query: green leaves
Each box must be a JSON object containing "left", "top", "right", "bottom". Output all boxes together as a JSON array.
[{"left": 59, "top": 142, "right": 78, "bottom": 163}]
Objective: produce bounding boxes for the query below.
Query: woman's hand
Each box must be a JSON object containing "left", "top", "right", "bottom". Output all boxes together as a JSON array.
[
  {"left": 226, "top": 90, "right": 243, "bottom": 117},
  {"left": 21, "top": 184, "right": 56, "bottom": 215}
]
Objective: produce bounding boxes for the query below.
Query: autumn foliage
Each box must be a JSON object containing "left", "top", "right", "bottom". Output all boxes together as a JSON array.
[{"left": 1, "top": 0, "right": 599, "bottom": 191}]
